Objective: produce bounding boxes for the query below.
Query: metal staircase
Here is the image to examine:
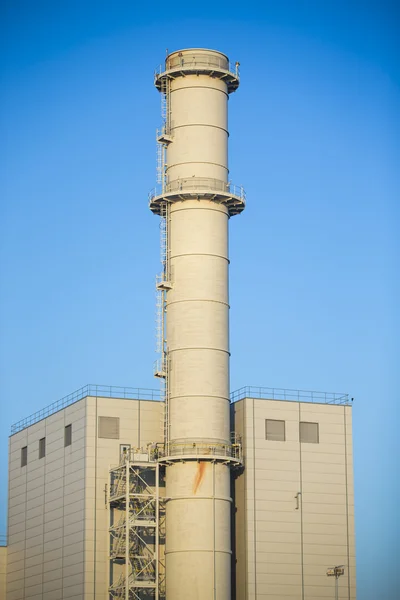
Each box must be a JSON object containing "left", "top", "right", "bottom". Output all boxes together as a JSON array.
[{"left": 108, "top": 451, "right": 165, "bottom": 599}]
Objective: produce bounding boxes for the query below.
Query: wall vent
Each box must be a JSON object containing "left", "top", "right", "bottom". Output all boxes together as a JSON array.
[
  {"left": 265, "top": 419, "right": 285, "bottom": 441},
  {"left": 98, "top": 416, "right": 120, "bottom": 439},
  {"left": 300, "top": 421, "right": 319, "bottom": 443}
]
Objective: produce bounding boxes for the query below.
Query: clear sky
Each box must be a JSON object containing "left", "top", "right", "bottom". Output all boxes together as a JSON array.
[{"left": 0, "top": 0, "right": 398, "bottom": 597}]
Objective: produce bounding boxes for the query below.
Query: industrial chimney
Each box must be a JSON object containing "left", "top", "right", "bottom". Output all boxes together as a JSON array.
[{"left": 149, "top": 48, "right": 245, "bottom": 600}]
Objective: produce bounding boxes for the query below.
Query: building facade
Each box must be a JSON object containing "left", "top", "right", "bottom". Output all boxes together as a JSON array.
[
  {"left": 3, "top": 386, "right": 355, "bottom": 599},
  {"left": 6, "top": 389, "right": 162, "bottom": 600},
  {"left": 232, "top": 391, "right": 356, "bottom": 600}
]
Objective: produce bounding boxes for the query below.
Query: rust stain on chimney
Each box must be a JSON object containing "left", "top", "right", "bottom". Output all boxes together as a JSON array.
[{"left": 193, "top": 461, "right": 206, "bottom": 494}]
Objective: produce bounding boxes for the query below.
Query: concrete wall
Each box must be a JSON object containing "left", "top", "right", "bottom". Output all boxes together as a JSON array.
[
  {"left": 7, "top": 399, "right": 88, "bottom": 600},
  {"left": 7, "top": 395, "right": 163, "bottom": 600},
  {"left": 0, "top": 546, "right": 7, "bottom": 599},
  {"left": 233, "top": 398, "right": 356, "bottom": 600}
]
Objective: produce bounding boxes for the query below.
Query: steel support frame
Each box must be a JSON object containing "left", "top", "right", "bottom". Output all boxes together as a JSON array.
[{"left": 109, "top": 457, "right": 165, "bottom": 600}]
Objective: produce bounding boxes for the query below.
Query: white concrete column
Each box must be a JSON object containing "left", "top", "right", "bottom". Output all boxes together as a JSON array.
[{"left": 151, "top": 48, "right": 243, "bottom": 600}]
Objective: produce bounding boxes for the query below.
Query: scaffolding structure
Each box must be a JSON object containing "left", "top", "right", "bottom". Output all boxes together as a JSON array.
[{"left": 108, "top": 450, "right": 165, "bottom": 600}]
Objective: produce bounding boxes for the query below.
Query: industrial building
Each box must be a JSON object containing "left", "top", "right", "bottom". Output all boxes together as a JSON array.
[{"left": 1, "top": 48, "right": 356, "bottom": 600}]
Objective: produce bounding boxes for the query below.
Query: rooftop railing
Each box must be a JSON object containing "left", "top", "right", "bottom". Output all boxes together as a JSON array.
[
  {"left": 230, "top": 386, "right": 350, "bottom": 405},
  {"left": 10, "top": 385, "right": 161, "bottom": 435},
  {"left": 10, "top": 384, "right": 350, "bottom": 435}
]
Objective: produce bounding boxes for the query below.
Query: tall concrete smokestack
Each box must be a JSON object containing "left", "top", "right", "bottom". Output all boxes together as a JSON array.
[{"left": 150, "top": 48, "right": 245, "bottom": 599}]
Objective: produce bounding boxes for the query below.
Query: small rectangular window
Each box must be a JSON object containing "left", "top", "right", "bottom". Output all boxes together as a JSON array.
[
  {"left": 265, "top": 419, "right": 285, "bottom": 441},
  {"left": 300, "top": 422, "right": 319, "bottom": 443},
  {"left": 21, "top": 446, "right": 27, "bottom": 467},
  {"left": 98, "top": 416, "right": 120, "bottom": 439},
  {"left": 39, "top": 437, "right": 46, "bottom": 459},
  {"left": 65, "top": 424, "right": 72, "bottom": 447}
]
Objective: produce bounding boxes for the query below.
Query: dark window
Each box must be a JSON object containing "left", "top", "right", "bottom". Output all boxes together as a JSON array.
[
  {"left": 98, "top": 416, "right": 120, "bottom": 439},
  {"left": 300, "top": 422, "right": 319, "bottom": 443},
  {"left": 21, "top": 446, "right": 27, "bottom": 467},
  {"left": 39, "top": 437, "right": 46, "bottom": 459},
  {"left": 265, "top": 419, "right": 285, "bottom": 441},
  {"left": 65, "top": 424, "right": 72, "bottom": 447}
]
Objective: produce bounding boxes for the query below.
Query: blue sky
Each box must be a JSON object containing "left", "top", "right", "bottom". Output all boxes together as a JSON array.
[{"left": 0, "top": 0, "right": 399, "bottom": 597}]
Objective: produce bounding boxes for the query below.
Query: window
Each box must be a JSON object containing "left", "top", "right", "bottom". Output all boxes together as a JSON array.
[
  {"left": 98, "top": 416, "right": 120, "bottom": 439},
  {"left": 265, "top": 419, "right": 285, "bottom": 441},
  {"left": 39, "top": 437, "right": 46, "bottom": 459},
  {"left": 65, "top": 424, "right": 72, "bottom": 447},
  {"left": 300, "top": 421, "right": 319, "bottom": 443},
  {"left": 21, "top": 446, "right": 27, "bottom": 467}
]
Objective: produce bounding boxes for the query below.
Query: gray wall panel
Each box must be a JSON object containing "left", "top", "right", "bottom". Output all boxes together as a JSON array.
[{"left": 234, "top": 397, "right": 356, "bottom": 600}]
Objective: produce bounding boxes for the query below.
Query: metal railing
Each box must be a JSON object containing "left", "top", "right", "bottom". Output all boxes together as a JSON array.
[
  {"left": 155, "top": 54, "right": 239, "bottom": 79},
  {"left": 149, "top": 178, "right": 246, "bottom": 203},
  {"left": 10, "top": 383, "right": 350, "bottom": 435},
  {"left": 11, "top": 385, "right": 161, "bottom": 435},
  {"left": 156, "top": 125, "right": 172, "bottom": 140},
  {"left": 153, "top": 357, "right": 167, "bottom": 377},
  {"left": 163, "top": 437, "right": 242, "bottom": 463},
  {"left": 230, "top": 386, "right": 350, "bottom": 405}
]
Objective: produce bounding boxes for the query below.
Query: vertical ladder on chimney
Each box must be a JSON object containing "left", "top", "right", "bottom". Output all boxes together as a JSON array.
[
  {"left": 160, "top": 75, "right": 171, "bottom": 133},
  {"left": 156, "top": 141, "right": 164, "bottom": 187},
  {"left": 156, "top": 76, "right": 170, "bottom": 192},
  {"left": 154, "top": 72, "right": 172, "bottom": 450},
  {"left": 155, "top": 200, "right": 171, "bottom": 449}
]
